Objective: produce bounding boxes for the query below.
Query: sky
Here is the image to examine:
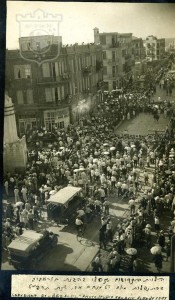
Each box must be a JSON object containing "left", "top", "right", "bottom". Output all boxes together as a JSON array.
[{"left": 6, "top": 2, "right": 175, "bottom": 49}]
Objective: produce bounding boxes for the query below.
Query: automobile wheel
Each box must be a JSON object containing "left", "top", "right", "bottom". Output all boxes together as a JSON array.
[{"left": 31, "top": 258, "right": 37, "bottom": 269}]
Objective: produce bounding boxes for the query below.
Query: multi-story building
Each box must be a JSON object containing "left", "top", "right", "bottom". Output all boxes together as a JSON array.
[
  {"left": 93, "top": 27, "right": 135, "bottom": 91},
  {"left": 132, "top": 37, "right": 145, "bottom": 62},
  {"left": 166, "top": 39, "right": 175, "bottom": 53},
  {"left": 6, "top": 36, "right": 103, "bottom": 135},
  {"left": 144, "top": 35, "right": 165, "bottom": 61}
]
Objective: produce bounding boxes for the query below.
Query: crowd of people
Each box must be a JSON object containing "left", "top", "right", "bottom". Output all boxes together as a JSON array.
[{"left": 2, "top": 62, "right": 175, "bottom": 273}]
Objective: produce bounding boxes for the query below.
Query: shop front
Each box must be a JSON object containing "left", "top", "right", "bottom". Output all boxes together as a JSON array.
[
  {"left": 18, "top": 113, "right": 37, "bottom": 136},
  {"left": 43, "top": 107, "right": 70, "bottom": 131}
]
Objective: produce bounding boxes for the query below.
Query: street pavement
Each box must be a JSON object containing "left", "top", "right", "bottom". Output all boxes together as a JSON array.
[
  {"left": 116, "top": 113, "right": 169, "bottom": 136},
  {"left": 152, "top": 84, "right": 175, "bottom": 104}
]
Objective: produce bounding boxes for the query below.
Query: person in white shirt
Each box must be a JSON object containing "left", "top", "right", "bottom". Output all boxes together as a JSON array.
[
  {"left": 21, "top": 186, "right": 28, "bottom": 202},
  {"left": 75, "top": 217, "right": 83, "bottom": 232}
]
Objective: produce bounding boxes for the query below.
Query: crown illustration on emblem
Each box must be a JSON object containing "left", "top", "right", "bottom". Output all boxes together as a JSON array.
[{"left": 16, "top": 9, "right": 62, "bottom": 22}]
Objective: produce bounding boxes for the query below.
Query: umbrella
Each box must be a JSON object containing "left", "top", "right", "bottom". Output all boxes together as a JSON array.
[
  {"left": 126, "top": 248, "right": 137, "bottom": 256},
  {"left": 15, "top": 201, "right": 24, "bottom": 207},
  {"left": 103, "top": 151, "right": 110, "bottom": 155},
  {"left": 129, "top": 199, "right": 135, "bottom": 205},
  {"left": 165, "top": 170, "right": 172, "bottom": 175},
  {"left": 110, "top": 146, "right": 116, "bottom": 151},
  {"left": 150, "top": 246, "right": 162, "bottom": 255},
  {"left": 146, "top": 224, "right": 152, "bottom": 229}
]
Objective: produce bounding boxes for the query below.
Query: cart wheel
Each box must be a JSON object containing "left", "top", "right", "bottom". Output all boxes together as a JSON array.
[{"left": 31, "top": 258, "right": 37, "bottom": 269}]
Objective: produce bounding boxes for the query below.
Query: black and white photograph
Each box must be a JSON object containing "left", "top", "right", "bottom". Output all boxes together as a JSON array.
[{"left": 2, "top": 1, "right": 175, "bottom": 274}]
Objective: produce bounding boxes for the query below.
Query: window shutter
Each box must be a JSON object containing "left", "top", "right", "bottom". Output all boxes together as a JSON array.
[
  {"left": 55, "top": 62, "right": 59, "bottom": 76},
  {"left": 16, "top": 90, "right": 24, "bottom": 104},
  {"left": 52, "top": 88, "right": 55, "bottom": 101},
  {"left": 26, "top": 89, "right": 33, "bottom": 104},
  {"left": 45, "top": 88, "right": 53, "bottom": 102},
  {"left": 61, "top": 86, "right": 64, "bottom": 99},
  {"left": 14, "top": 65, "right": 21, "bottom": 79},
  {"left": 57, "top": 86, "right": 61, "bottom": 101},
  {"left": 42, "top": 63, "right": 50, "bottom": 77}
]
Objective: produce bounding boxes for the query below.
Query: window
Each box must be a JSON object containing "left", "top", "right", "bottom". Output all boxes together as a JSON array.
[
  {"left": 122, "top": 49, "right": 126, "bottom": 57},
  {"left": 113, "top": 81, "right": 116, "bottom": 89},
  {"left": 57, "top": 87, "right": 61, "bottom": 101},
  {"left": 58, "top": 121, "right": 64, "bottom": 129},
  {"left": 112, "top": 51, "right": 115, "bottom": 62},
  {"left": 14, "top": 65, "right": 31, "bottom": 79},
  {"left": 112, "top": 36, "right": 115, "bottom": 46},
  {"left": 61, "top": 86, "right": 65, "bottom": 99},
  {"left": 16, "top": 90, "right": 24, "bottom": 104},
  {"left": 112, "top": 66, "right": 116, "bottom": 77},
  {"left": 25, "top": 66, "right": 31, "bottom": 78},
  {"left": 55, "top": 87, "right": 58, "bottom": 102},
  {"left": 44, "top": 111, "right": 56, "bottom": 131},
  {"left": 54, "top": 62, "right": 59, "bottom": 77},
  {"left": 100, "top": 35, "right": 106, "bottom": 45},
  {"left": 45, "top": 88, "right": 54, "bottom": 102},
  {"left": 103, "top": 66, "right": 107, "bottom": 75},
  {"left": 52, "top": 63, "right": 56, "bottom": 79},
  {"left": 42, "top": 63, "right": 50, "bottom": 77},
  {"left": 78, "top": 57, "right": 81, "bottom": 70},
  {"left": 103, "top": 51, "right": 106, "bottom": 59},
  {"left": 26, "top": 89, "right": 33, "bottom": 104},
  {"left": 64, "top": 60, "right": 67, "bottom": 72}
]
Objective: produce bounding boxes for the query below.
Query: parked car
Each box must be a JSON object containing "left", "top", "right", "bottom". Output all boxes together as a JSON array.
[{"left": 7, "top": 229, "right": 58, "bottom": 269}]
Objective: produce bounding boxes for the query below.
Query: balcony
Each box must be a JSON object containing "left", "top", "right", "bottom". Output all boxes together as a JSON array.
[
  {"left": 82, "top": 66, "right": 92, "bottom": 75},
  {"left": 125, "top": 54, "right": 131, "bottom": 60},
  {"left": 60, "top": 73, "right": 71, "bottom": 80},
  {"left": 108, "top": 59, "right": 120, "bottom": 65},
  {"left": 36, "top": 74, "right": 70, "bottom": 85},
  {"left": 109, "top": 42, "right": 120, "bottom": 48}
]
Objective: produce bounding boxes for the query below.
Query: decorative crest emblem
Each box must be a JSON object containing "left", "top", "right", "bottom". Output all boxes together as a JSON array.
[{"left": 16, "top": 9, "right": 62, "bottom": 65}]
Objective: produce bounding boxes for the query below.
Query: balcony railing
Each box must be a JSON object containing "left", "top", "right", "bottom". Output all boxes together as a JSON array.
[
  {"left": 125, "top": 54, "right": 131, "bottom": 60},
  {"left": 109, "top": 42, "right": 120, "bottom": 48},
  {"left": 36, "top": 74, "right": 70, "bottom": 84},
  {"left": 82, "top": 66, "right": 92, "bottom": 75},
  {"left": 108, "top": 59, "right": 120, "bottom": 64}
]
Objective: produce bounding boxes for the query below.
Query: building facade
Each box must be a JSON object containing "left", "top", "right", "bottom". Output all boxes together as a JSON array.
[
  {"left": 93, "top": 28, "right": 135, "bottom": 91},
  {"left": 144, "top": 35, "right": 165, "bottom": 61},
  {"left": 6, "top": 36, "right": 103, "bottom": 135},
  {"left": 132, "top": 37, "right": 145, "bottom": 62}
]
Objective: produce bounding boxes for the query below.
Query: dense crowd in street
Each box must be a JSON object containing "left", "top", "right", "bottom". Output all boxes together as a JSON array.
[{"left": 2, "top": 62, "right": 175, "bottom": 272}]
